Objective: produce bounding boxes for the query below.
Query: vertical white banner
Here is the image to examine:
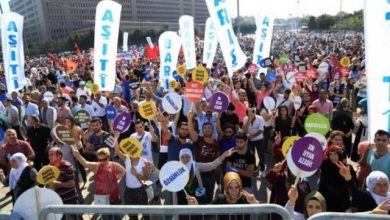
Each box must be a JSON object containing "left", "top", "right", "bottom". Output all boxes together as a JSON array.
[
  {"left": 94, "top": 0, "right": 122, "bottom": 91},
  {"left": 364, "top": 1, "right": 390, "bottom": 139},
  {"left": 0, "top": 0, "right": 10, "bottom": 14},
  {"left": 253, "top": 14, "right": 274, "bottom": 74},
  {"left": 202, "top": 17, "right": 218, "bottom": 68},
  {"left": 179, "top": 15, "right": 196, "bottom": 69},
  {"left": 123, "top": 32, "right": 128, "bottom": 52},
  {"left": 159, "top": 31, "right": 181, "bottom": 90},
  {"left": 205, "top": 0, "right": 247, "bottom": 76},
  {"left": 1, "top": 12, "right": 27, "bottom": 93}
]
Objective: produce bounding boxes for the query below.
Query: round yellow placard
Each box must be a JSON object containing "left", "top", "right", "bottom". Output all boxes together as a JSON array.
[
  {"left": 340, "top": 57, "right": 351, "bottom": 68},
  {"left": 169, "top": 80, "right": 178, "bottom": 89},
  {"left": 36, "top": 165, "right": 61, "bottom": 185},
  {"left": 139, "top": 101, "right": 157, "bottom": 120},
  {"left": 119, "top": 137, "right": 142, "bottom": 158},
  {"left": 176, "top": 65, "right": 187, "bottom": 76},
  {"left": 191, "top": 66, "right": 208, "bottom": 84},
  {"left": 90, "top": 83, "right": 100, "bottom": 93},
  {"left": 282, "top": 136, "right": 301, "bottom": 157}
]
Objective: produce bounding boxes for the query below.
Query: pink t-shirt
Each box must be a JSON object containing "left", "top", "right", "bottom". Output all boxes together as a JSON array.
[
  {"left": 229, "top": 91, "right": 248, "bottom": 123},
  {"left": 313, "top": 99, "right": 333, "bottom": 116},
  {"left": 256, "top": 90, "right": 271, "bottom": 110}
]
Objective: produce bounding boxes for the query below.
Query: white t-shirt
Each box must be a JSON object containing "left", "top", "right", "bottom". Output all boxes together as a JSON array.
[
  {"left": 243, "top": 115, "right": 265, "bottom": 141},
  {"left": 92, "top": 97, "right": 107, "bottom": 117},
  {"left": 130, "top": 132, "right": 153, "bottom": 162},
  {"left": 261, "top": 108, "right": 272, "bottom": 127},
  {"left": 76, "top": 88, "right": 90, "bottom": 101},
  {"left": 125, "top": 157, "right": 145, "bottom": 188}
]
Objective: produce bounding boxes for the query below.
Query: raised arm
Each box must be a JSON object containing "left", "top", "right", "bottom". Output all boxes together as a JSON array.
[
  {"left": 113, "top": 132, "right": 127, "bottom": 161},
  {"left": 187, "top": 110, "right": 199, "bottom": 142},
  {"left": 72, "top": 150, "right": 98, "bottom": 171}
]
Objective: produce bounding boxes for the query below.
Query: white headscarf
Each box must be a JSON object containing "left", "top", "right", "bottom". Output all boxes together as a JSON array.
[
  {"left": 9, "top": 153, "right": 28, "bottom": 189},
  {"left": 366, "top": 171, "right": 390, "bottom": 205},
  {"left": 179, "top": 148, "right": 195, "bottom": 172}
]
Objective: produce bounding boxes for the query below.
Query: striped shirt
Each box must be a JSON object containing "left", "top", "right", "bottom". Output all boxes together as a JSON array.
[{"left": 54, "top": 160, "right": 78, "bottom": 203}]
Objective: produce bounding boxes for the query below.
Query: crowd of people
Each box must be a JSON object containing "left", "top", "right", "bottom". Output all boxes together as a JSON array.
[{"left": 0, "top": 30, "right": 389, "bottom": 220}]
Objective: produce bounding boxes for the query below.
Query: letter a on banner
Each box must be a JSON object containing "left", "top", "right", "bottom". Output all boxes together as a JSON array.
[
  {"left": 205, "top": 0, "right": 247, "bottom": 76},
  {"left": 364, "top": 0, "right": 390, "bottom": 138},
  {"left": 253, "top": 13, "right": 274, "bottom": 75},
  {"left": 203, "top": 17, "right": 218, "bottom": 68},
  {"left": 179, "top": 15, "right": 196, "bottom": 69},
  {"left": 94, "top": 0, "right": 122, "bottom": 92},
  {"left": 159, "top": 31, "right": 181, "bottom": 90},
  {"left": 1, "top": 12, "right": 28, "bottom": 93}
]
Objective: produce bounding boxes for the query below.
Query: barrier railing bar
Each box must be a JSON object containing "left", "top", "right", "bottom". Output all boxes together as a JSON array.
[
  {"left": 39, "top": 204, "right": 291, "bottom": 220},
  {"left": 308, "top": 212, "right": 390, "bottom": 220}
]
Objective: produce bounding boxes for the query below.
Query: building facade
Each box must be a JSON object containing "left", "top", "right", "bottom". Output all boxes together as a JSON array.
[{"left": 9, "top": 0, "right": 208, "bottom": 47}]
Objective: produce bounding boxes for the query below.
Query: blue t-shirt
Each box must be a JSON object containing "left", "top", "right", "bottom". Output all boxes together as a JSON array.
[
  {"left": 367, "top": 150, "right": 390, "bottom": 179},
  {"left": 167, "top": 135, "right": 193, "bottom": 161},
  {"left": 221, "top": 135, "right": 236, "bottom": 153}
]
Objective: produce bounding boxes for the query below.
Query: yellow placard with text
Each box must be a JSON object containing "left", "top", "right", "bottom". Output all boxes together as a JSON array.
[
  {"left": 90, "top": 83, "right": 100, "bottom": 93},
  {"left": 177, "top": 65, "right": 187, "bottom": 76},
  {"left": 340, "top": 57, "right": 351, "bottom": 68},
  {"left": 36, "top": 165, "right": 61, "bottom": 185},
  {"left": 119, "top": 137, "right": 142, "bottom": 158},
  {"left": 282, "top": 136, "right": 301, "bottom": 157},
  {"left": 139, "top": 101, "right": 157, "bottom": 120},
  {"left": 191, "top": 66, "right": 208, "bottom": 84}
]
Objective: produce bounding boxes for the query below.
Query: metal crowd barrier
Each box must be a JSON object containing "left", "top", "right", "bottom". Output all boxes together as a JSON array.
[
  {"left": 0, "top": 212, "right": 14, "bottom": 220},
  {"left": 39, "top": 204, "right": 291, "bottom": 220},
  {"left": 308, "top": 212, "right": 390, "bottom": 220}
]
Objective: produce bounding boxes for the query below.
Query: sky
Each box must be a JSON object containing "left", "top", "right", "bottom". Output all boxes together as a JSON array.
[{"left": 227, "top": 0, "right": 364, "bottom": 19}]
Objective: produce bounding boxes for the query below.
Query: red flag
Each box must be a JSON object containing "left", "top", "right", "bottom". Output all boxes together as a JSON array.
[
  {"left": 48, "top": 53, "right": 65, "bottom": 68},
  {"left": 145, "top": 44, "right": 159, "bottom": 59},
  {"left": 65, "top": 59, "right": 78, "bottom": 73},
  {"left": 74, "top": 41, "right": 84, "bottom": 62}
]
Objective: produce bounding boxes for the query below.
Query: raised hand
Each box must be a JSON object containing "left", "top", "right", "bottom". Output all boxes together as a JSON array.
[
  {"left": 274, "top": 131, "right": 282, "bottom": 146},
  {"left": 187, "top": 196, "right": 199, "bottom": 205},
  {"left": 242, "top": 190, "right": 259, "bottom": 204},
  {"left": 221, "top": 148, "right": 237, "bottom": 159},
  {"left": 272, "top": 162, "right": 284, "bottom": 173},
  {"left": 371, "top": 199, "right": 390, "bottom": 215},
  {"left": 335, "top": 161, "right": 351, "bottom": 181},
  {"left": 287, "top": 186, "right": 298, "bottom": 205}
]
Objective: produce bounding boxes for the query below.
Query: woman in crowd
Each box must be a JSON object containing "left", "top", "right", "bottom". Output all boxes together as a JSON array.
[
  {"left": 0, "top": 153, "right": 37, "bottom": 204},
  {"left": 187, "top": 172, "right": 258, "bottom": 220},
  {"left": 318, "top": 145, "right": 356, "bottom": 212},
  {"left": 332, "top": 98, "right": 355, "bottom": 160},
  {"left": 72, "top": 146, "right": 125, "bottom": 220},
  {"left": 337, "top": 164, "right": 390, "bottom": 215},
  {"left": 285, "top": 187, "right": 326, "bottom": 220},
  {"left": 273, "top": 105, "right": 293, "bottom": 140},
  {"left": 327, "top": 130, "right": 347, "bottom": 160}
]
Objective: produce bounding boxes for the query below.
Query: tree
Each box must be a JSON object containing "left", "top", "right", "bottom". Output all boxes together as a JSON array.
[
  {"left": 316, "top": 14, "right": 335, "bottom": 30},
  {"left": 308, "top": 16, "right": 317, "bottom": 30}
]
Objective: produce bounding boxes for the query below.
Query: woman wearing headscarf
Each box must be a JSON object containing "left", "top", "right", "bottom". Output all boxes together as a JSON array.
[
  {"left": 187, "top": 172, "right": 258, "bottom": 220},
  {"left": 0, "top": 153, "right": 37, "bottom": 204},
  {"left": 331, "top": 98, "right": 354, "bottom": 160},
  {"left": 318, "top": 145, "right": 356, "bottom": 212},
  {"left": 285, "top": 186, "right": 326, "bottom": 220},
  {"left": 337, "top": 164, "right": 390, "bottom": 215}
]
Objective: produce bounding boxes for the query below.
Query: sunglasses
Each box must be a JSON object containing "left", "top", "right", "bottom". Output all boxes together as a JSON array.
[{"left": 97, "top": 157, "right": 109, "bottom": 162}]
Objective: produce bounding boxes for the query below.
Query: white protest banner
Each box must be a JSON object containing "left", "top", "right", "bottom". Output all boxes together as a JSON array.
[
  {"left": 159, "top": 31, "right": 181, "bottom": 90},
  {"left": 253, "top": 13, "right": 274, "bottom": 75},
  {"left": 146, "top": 36, "right": 154, "bottom": 48},
  {"left": 179, "top": 15, "right": 196, "bottom": 69},
  {"left": 123, "top": 32, "right": 128, "bottom": 52},
  {"left": 159, "top": 161, "right": 189, "bottom": 192},
  {"left": 364, "top": 1, "right": 390, "bottom": 138},
  {"left": 0, "top": 0, "right": 10, "bottom": 14},
  {"left": 94, "top": 0, "right": 121, "bottom": 92},
  {"left": 205, "top": 0, "right": 247, "bottom": 76},
  {"left": 202, "top": 17, "right": 218, "bottom": 68},
  {"left": 1, "top": 12, "right": 28, "bottom": 93}
]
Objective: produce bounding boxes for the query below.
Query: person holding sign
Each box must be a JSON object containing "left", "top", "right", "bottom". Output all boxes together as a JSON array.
[
  {"left": 0, "top": 153, "right": 37, "bottom": 204},
  {"left": 72, "top": 147, "right": 125, "bottom": 220},
  {"left": 85, "top": 118, "right": 111, "bottom": 161},
  {"left": 113, "top": 132, "right": 150, "bottom": 220},
  {"left": 285, "top": 187, "right": 326, "bottom": 220},
  {"left": 47, "top": 147, "right": 81, "bottom": 220},
  {"left": 130, "top": 119, "right": 158, "bottom": 163}
]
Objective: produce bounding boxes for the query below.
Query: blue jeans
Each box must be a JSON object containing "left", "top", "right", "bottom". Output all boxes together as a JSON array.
[{"left": 248, "top": 139, "right": 265, "bottom": 171}]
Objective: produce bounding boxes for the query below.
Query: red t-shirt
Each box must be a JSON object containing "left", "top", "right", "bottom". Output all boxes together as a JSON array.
[{"left": 3, "top": 140, "right": 35, "bottom": 160}]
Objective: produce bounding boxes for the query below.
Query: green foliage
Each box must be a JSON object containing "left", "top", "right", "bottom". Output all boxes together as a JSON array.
[{"left": 304, "top": 9, "right": 363, "bottom": 31}]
